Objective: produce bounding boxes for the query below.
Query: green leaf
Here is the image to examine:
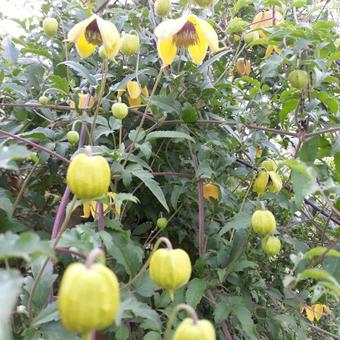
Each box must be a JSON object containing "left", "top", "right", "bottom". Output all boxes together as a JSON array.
[
  {"left": 304, "top": 247, "right": 340, "bottom": 261},
  {"left": 0, "top": 270, "right": 23, "bottom": 340},
  {"left": 299, "top": 136, "right": 320, "bottom": 164},
  {"left": 132, "top": 169, "right": 169, "bottom": 211},
  {"left": 280, "top": 99, "right": 299, "bottom": 124},
  {"left": 291, "top": 171, "right": 318, "bottom": 207},
  {"left": 59, "top": 61, "right": 96, "bottom": 85},
  {"left": 115, "top": 296, "right": 161, "bottom": 330},
  {"left": 185, "top": 278, "right": 208, "bottom": 309},
  {"left": 233, "top": 305, "right": 259, "bottom": 340},
  {"left": 32, "top": 302, "right": 59, "bottom": 327},
  {"left": 0, "top": 145, "right": 33, "bottom": 170},
  {"left": 219, "top": 212, "right": 251, "bottom": 236},
  {"left": 151, "top": 96, "right": 181, "bottom": 113},
  {"left": 0, "top": 232, "right": 52, "bottom": 261},
  {"left": 232, "top": 0, "right": 252, "bottom": 14},
  {"left": 104, "top": 231, "right": 144, "bottom": 276},
  {"left": 2, "top": 37, "right": 19, "bottom": 64},
  {"left": 146, "top": 131, "right": 195, "bottom": 143},
  {"left": 49, "top": 75, "right": 69, "bottom": 94}
]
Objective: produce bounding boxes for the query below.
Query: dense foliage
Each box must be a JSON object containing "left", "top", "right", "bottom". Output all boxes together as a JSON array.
[{"left": 0, "top": 0, "right": 339, "bottom": 339}]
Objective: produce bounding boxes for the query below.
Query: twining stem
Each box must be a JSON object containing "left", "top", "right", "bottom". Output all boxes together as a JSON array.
[
  {"left": 121, "top": 67, "right": 164, "bottom": 168},
  {"left": 164, "top": 304, "right": 199, "bottom": 340},
  {"left": 12, "top": 161, "right": 39, "bottom": 215},
  {"left": 28, "top": 196, "right": 78, "bottom": 319},
  {"left": 89, "top": 59, "right": 109, "bottom": 140},
  {"left": 123, "top": 237, "right": 172, "bottom": 289}
]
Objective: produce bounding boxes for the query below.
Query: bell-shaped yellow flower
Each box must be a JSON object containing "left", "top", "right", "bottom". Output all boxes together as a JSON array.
[
  {"left": 154, "top": 14, "right": 219, "bottom": 65},
  {"left": 67, "top": 14, "right": 120, "bottom": 59},
  {"left": 117, "top": 80, "right": 149, "bottom": 107},
  {"left": 70, "top": 93, "right": 95, "bottom": 110},
  {"left": 300, "top": 304, "right": 330, "bottom": 322}
]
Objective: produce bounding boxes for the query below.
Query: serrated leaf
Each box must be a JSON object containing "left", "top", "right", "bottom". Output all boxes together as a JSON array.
[
  {"left": 49, "top": 75, "right": 69, "bottom": 94},
  {"left": 146, "top": 131, "right": 194, "bottom": 143},
  {"left": 59, "top": 61, "right": 96, "bottom": 85},
  {"left": 219, "top": 212, "right": 251, "bottom": 236},
  {"left": 185, "top": 278, "right": 208, "bottom": 309},
  {"left": 0, "top": 232, "right": 52, "bottom": 261},
  {"left": 132, "top": 169, "right": 169, "bottom": 211},
  {"left": 151, "top": 96, "right": 181, "bottom": 113},
  {"left": 32, "top": 302, "right": 59, "bottom": 327},
  {"left": 115, "top": 296, "right": 161, "bottom": 330}
]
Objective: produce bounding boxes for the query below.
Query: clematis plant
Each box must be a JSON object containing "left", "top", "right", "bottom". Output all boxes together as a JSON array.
[
  {"left": 67, "top": 14, "right": 120, "bottom": 59},
  {"left": 154, "top": 14, "right": 219, "bottom": 65}
]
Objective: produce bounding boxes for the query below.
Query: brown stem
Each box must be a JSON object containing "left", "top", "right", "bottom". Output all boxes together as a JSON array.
[
  {"left": 0, "top": 129, "right": 70, "bottom": 164},
  {"left": 85, "top": 248, "right": 105, "bottom": 268},
  {"left": 55, "top": 247, "right": 86, "bottom": 259}
]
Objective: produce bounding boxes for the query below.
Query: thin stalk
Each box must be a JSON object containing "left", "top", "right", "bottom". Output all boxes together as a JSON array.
[
  {"left": 123, "top": 237, "right": 172, "bottom": 289},
  {"left": 121, "top": 67, "right": 164, "bottom": 168},
  {"left": 12, "top": 162, "right": 39, "bottom": 215},
  {"left": 164, "top": 304, "right": 199, "bottom": 340},
  {"left": 28, "top": 196, "right": 78, "bottom": 319}
]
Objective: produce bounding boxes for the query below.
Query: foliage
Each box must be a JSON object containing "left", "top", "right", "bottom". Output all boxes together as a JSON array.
[{"left": 0, "top": 0, "right": 339, "bottom": 339}]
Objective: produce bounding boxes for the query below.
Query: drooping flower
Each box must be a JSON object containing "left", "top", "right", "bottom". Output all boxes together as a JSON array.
[
  {"left": 154, "top": 14, "right": 219, "bottom": 65},
  {"left": 67, "top": 14, "right": 120, "bottom": 59},
  {"left": 118, "top": 80, "right": 149, "bottom": 107},
  {"left": 300, "top": 304, "right": 330, "bottom": 322},
  {"left": 236, "top": 58, "right": 251, "bottom": 76},
  {"left": 82, "top": 192, "right": 121, "bottom": 219},
  {"left": 203, "top": 182, "right": 220, "bottom": 200},
  {"left": 70, "top": 93, "right": 95, "bottom": 110}
]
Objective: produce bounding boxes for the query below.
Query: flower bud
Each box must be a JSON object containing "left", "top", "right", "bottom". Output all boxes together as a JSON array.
[
  {"left": 174, "top": 318, "right": 216, "bottom": 340},
  {"left": 261, "top": 236, "right": 281, "bottom": 256},
  {"left": 39, "top": 96, "right": 49, "bottom": 105},
  {"left": 253, "top": 171, "right": 269, "bottom": 194},
  {"left": 111, "top": 102, "right": 128, "bottom": 120},
  {"left": 194, "top": 0, "right": 213, "bottom": 8},
  {"left": 261, "top": 159, "right": 276, "bottom": 171},
  {"left": 243, "top": 31, "right": 259, "bottom": 44},
  {"left": 236, "top": 58, "right": 251, "bottom": 76},
  {"left": 67, "top": 131, "right": 79, "bottom": 145},
  {"left": 43, "top": 17, "right": 58, "bottom": 37},
  {"left": 156, "top": 217, "right": 168, "bottom": 229},
  {"left": 120, "top": 33, "right": 140, "bottom": 56},
  {"left": 149, "top": 247, "right": 191, "bottom": 300},
  {"left": 251, "top": 209, "right": 276, "bottom": 236},
  {"left": 154, "top": 0, "right": 171, "bottom": 17}
]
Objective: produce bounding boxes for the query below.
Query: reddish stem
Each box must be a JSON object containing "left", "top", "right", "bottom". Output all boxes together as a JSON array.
[
  {"left": 198, "top": 179, "right": 206, "bottom": 256},
  {"left": 55, "top": 247, "right": 86, "bottom": 259},
  {"left": 98, "top": 202, "right": 105, "bottom": 232}
]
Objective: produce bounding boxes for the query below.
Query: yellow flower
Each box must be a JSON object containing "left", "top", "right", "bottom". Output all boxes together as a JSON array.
[
  {"left": 203, "top": 182, "right": 220, "bottom": 200},
  {"left": 300, "top": 304, "right": 330, "bottom": 322},
  {"left": 236, "top": 58, "right": 251, "bottom": 76},
  {"left": 67, "top": 14, "right": 120, "bottom": 59},
  {"left": 70, "top": 93, "right": 95, "bottom": 110},
  {"left": 250, "top": 9, "right": 284, "bottom": 38},
  {"left": 118, "top": 80, "right": 149, "bottom": 107},
  {"left": 82, "top": 192, "right": 120, "bottom": 219},
  {"left": 154, "top": 14, "right": 219, "bottom": 65}
]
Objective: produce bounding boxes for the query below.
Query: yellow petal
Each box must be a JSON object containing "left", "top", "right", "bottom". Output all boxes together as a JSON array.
[
  {"left": 67, "top": 15, "right": 96, "bottom": 43},
  {"left": 141, "top": 86, "right": 149, "bottom": 97},
  {"left": 305, "top": 306, "right": 315, "bottom": 322},
  {"left": 203, "top": 182, "right": 220, "bottom": 200},
  {"left": 103, "top": 39, "right": 121, "bottom": 61},
  {"left": 265, "top": 45, "right": 274, "bottom": 58},
  {"left": 107, "top": 192, "right": 117, "bottom": 199},
  {"left": 78, "top": 93, "right": 95, "bottom": 109},
  {"left": 128, "top": 97, "right": 142, "bottom": 107},
  {"left": 96, "top": 16, "right": 120, "bottom": 52},
  {"left": 312, "top": 304, "right": 324, "bottom": 321},
  {"left": 75, "top": 32, "right": 96, "bottom": 58},
  {"left": 197, "top": 17, "right": 219, "bottom": 52},
  {"left": 82, "top": 203, "right": 91, "bottom": 218},
  {"left": 268, "top": 171, "right": 282, "bottom": 193},
  {"left": 157, "top": 37, "right": 177, "bottom": 66},
  {"left": 127, "top": 81, "right": 142, "bottom": 99},
  {"left": 187, "top": 16, "right": 208, "bottom": 65},
  {"left": 154, "top": 16, "right": 187, "bottom": 40}
]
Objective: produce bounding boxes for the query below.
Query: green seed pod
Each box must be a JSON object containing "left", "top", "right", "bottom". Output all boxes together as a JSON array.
[{"left": 288, "top": 70, "right": 308, "bottom": 89}]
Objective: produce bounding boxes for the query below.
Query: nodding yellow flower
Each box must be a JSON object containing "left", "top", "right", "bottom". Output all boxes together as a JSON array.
[
  {"left": 250, "top": 9, "right": 284, "bottom": 38},
  {"left": 67, "top": 14, "right": 120, "bottom": 59},
  {"left": 154, "top": 14, "right": 219, "bottom": 65},
  {"left": 70, "top": 93, "right": 95, "bottom": 110},
  {"left": 203, "top": 182, "right": 220, "bottom": 200},
  {"left": 117, "top": 80, "right": 149, "bottom": 107},
  {"left": 82, "top": 192, "right": 121, "bottom": 219},
  {"left": 300, "top": 304, "right": 330, "bottom": 322},
  {"left": 236, "top": 58, "right": 251, "bottom": 76}
]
